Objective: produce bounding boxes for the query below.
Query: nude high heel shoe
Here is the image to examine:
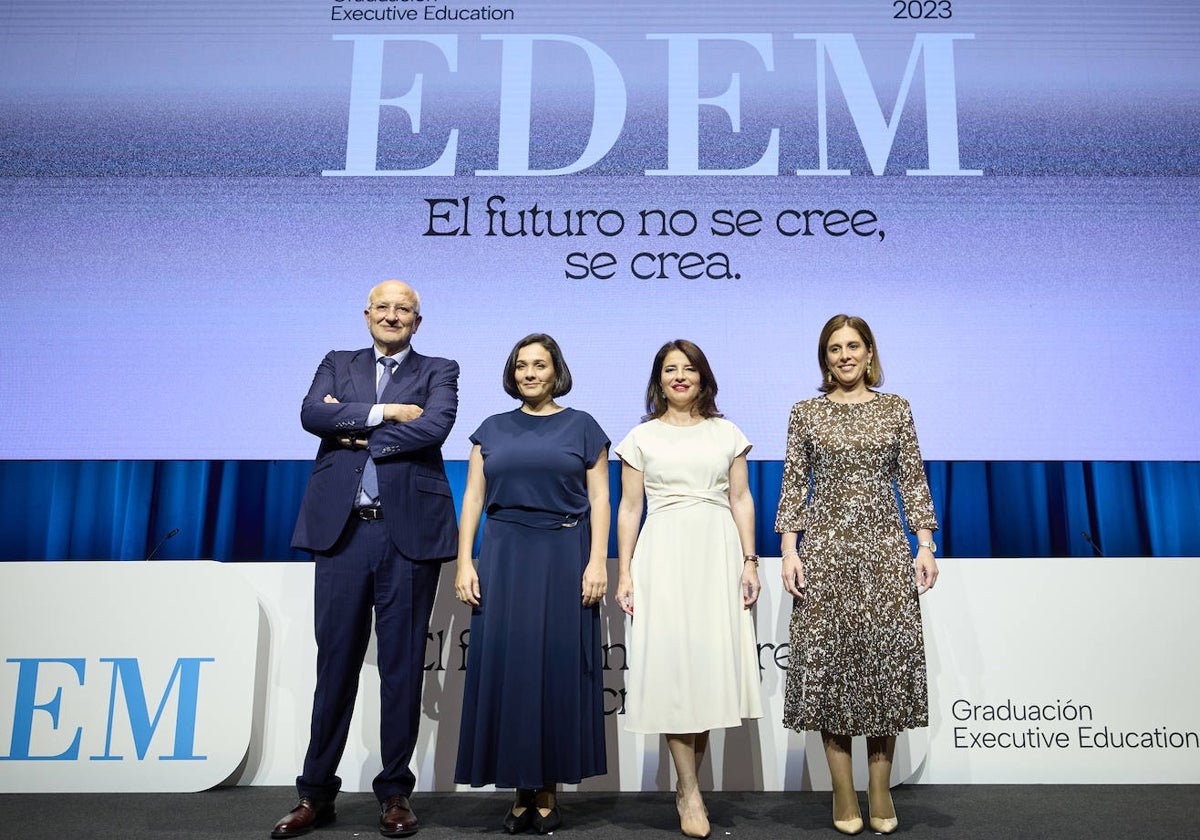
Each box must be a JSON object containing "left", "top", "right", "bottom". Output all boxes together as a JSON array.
[
  {"left": 832, "top": 795, "right": 864, "bottom": 835},
  {"left": 869, "top": 814, "right": 899, "bottom": 835},
  {"left": 868, "top": 788, "right": 898, "bottom": 834},
  {"left": 676, "top": 787, "right": 711, "bottom": 839}
]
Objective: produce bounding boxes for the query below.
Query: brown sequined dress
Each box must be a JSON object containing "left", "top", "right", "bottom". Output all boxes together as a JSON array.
[{"left": 775, "top": 392, "right": 938, "bottom": 736}]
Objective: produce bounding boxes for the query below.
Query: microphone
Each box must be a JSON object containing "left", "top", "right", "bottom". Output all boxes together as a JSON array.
[
  {"left": 145, "top": 528, "right": 180, "bottom": 561},
  {"left": 1080, "top": 530, "right": 1104, "bottom": 558}
]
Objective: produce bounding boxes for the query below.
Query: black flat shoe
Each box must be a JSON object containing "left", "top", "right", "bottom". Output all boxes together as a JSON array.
[
  {"left": 532, "top": 804, "right": 562, "bottom": 835},
  {"left": 503, "top": 790, "right": 536, "bottom": 834},
  {"left": 503, "top": 807, "right": 534, "bottom": 834}
]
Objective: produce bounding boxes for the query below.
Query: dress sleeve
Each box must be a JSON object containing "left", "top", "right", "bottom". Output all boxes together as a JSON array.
[
  {"left": 468, "top": 415, "right": 493, "bottom": 453},
  {"left": 896, "top": 398, "right": 939, "bottom": 533},
  {"left": 775, "top": 402, "right": 811, "bottom": 534},
  {"left": 613, "top": 425, "right": 644, "bottom": 471},
  {"left": 727, "top": 419, "right": 752, "bottom": 459},
  {"left": 580, "top": 411, "right": 611, "bottom": 467}
]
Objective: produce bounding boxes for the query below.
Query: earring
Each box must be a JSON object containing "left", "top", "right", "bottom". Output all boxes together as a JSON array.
[
  {"left": 824, "top": 370, "right": 834, "bottom": 386},
  {"left": 866, "top": 360, "right": 872, "bottom": 376}
]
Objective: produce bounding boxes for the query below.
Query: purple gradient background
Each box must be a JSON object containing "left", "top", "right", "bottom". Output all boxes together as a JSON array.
[{"left": 1, "top": 0, "right": 1197, "bottom": 459}]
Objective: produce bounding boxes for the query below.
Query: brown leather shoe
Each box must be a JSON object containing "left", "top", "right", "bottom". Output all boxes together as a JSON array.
[
  {"left": 379, "top": 794, "right": 419, "bottom": 837},
  {"left": 271, "top": 797, "right": 335, "bottom": 838}
]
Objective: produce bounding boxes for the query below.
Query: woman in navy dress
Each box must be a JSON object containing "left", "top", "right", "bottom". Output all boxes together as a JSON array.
[{"left": 454, "top": 333, "right": 610, "bottom": 834}]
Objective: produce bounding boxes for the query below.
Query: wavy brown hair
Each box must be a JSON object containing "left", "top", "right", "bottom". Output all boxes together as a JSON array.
[
  {"left": 817, "top": 314, "right": 883, "bottom": 393},
  {"left": 643, "top": 339, "right": 722, "bottom": 420}
]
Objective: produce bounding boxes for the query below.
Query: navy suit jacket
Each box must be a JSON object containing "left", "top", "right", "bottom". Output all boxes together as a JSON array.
[{"left": 291, "top": 347, "right": 460, "bottom": 561}]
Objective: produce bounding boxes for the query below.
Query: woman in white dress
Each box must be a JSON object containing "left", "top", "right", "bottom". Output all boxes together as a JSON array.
[{"left": 614, "top": 339, "right": 763, "bottom": 839}]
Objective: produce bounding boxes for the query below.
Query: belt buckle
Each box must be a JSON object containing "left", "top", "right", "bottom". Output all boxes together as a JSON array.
[{"left": 357, "top": 506, "right": 383, "bottom": 521}]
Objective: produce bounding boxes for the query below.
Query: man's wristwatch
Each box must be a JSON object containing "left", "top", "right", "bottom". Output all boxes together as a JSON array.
[{"left": 918, "top": 540, "right": 937, "bottom": 553}]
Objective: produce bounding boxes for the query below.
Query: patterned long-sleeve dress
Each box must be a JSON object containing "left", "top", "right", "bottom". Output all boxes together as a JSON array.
[{"left": 775, "top": 392, "right": 938, "bottom": 736}]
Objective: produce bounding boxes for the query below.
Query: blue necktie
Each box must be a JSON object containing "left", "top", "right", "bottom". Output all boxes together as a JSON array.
[{"left": 360, "top": 357, "right": 397, "bottom": 503}]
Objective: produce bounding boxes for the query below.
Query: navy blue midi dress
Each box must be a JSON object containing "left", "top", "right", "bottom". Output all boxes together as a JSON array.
[{"left": 454, "top": 407, "right": 609, "bottom": 788}]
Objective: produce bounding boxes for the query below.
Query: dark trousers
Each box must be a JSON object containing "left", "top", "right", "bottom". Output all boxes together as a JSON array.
[{"left": 297, "top": 515, "right": 442, "bottom": 803}]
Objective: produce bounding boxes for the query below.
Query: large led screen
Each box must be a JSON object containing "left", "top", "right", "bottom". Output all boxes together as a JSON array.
[{"left": 2, "top": 1, "right": 1197, "bottom": 460}]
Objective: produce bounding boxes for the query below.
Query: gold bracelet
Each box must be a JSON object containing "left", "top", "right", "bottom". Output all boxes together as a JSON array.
[{"left": 743, "top": 554, "right": 760, "bottom": 566}]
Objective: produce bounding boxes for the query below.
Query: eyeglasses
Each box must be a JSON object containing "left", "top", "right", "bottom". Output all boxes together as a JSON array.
[{"left": 371, "top": 304, "right": 417, "bottom": 316}]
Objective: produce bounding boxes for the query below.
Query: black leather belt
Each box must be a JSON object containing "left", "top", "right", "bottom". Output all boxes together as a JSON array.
[{"left": 355, "top": 506, "right": 383, "bottom": 521}]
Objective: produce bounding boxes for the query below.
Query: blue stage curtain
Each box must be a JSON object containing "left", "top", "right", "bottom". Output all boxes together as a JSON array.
[{"left": 1, "top": 460, "right": 1197, "bottom": 561}]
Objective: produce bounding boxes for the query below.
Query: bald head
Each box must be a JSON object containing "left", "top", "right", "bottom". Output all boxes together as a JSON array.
[
  {"left": 364, "top": 280, "right": 422, "bottom": 355},
  {"left": 367, "top": 280, "right": 421, "bottom": 313}
]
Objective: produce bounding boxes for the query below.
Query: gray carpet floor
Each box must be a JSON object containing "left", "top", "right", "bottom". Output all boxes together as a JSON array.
[{"left": 0, "top": 786, "right": 1195, "bottom": 840}]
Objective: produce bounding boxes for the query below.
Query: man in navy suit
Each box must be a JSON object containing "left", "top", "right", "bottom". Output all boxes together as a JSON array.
[{"left": 272, "top": 281, "right": 459, "bottom": 839}]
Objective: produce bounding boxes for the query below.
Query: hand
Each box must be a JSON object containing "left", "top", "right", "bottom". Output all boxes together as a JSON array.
[
  {"left": 581, "top": 559, "right": 607, "bottom": 607},
  {"left": 383, "top": 403, "right": 424, "bottom": 423},
  {"left": 614, "top": 574, "right": 634, "bottom": 616},
  {"left": 741, "top": 563, "right": 761, "bottom": 609},
  {"left": 781, "top": 552, "right": 806, "bottom": 600},
  {"left": 455, "top": 562, "right": 481, "bottom": 607},
  {"left": 323, "top": 396, "right": 366, "bottom": 448},
  {"left": 914, "top": 548, "right": 939, "bottom": 595}
]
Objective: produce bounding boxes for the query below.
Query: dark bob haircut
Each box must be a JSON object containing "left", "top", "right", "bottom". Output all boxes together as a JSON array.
[
  {"left": 503, "top": 333, "right": 573, "bottom": 400},
  {"left": 643, "top": 339, "right": 722, "bottom": 420},
  {"left": 816, "top": 314, "right": 884, "bottom": 393}
]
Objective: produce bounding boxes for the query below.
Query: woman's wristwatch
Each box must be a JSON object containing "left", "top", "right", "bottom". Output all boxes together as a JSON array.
[{"left": 918, "top": 540, "right": 937, "bottom": 553}]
